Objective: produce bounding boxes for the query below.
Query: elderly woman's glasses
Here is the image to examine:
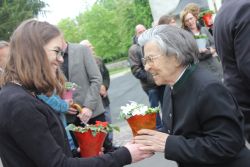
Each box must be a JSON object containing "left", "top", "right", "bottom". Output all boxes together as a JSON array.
[
  {"left": 49, "top": 49, "right": 65, "bottom": 60},
  {"left": 141, "top": 55, "right": 162, "bottom": 66}
]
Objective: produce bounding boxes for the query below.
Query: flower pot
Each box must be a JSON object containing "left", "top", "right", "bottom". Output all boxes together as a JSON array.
[
  {"left": 196, "top": 38, "right": 207, "bottom": 50},
  {"left": 126, "top": 113, "right": 156, "bottom": 136},
  {"left": 62, "top": 90, "right": 73, "bottom": 100},
  {"left": 202, "top": 13, "right": 213, "bottom": 27},
  {"left": 74, "top": 130, "right": 107, "bottom": 157}
]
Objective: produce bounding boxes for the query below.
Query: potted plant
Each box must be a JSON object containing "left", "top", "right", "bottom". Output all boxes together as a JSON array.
[
  {"left": 66, "top": 121, "right": 119, "bottom": 157},
  {"left": 194, "top": 35, "right": 208, "bottom": 50},
  {"left": 198, "top": 9, "right": 214, "bottom": 27},
  {"left": 62, "top": 82, "right": 79, "bottom": 100},
  {"left": 120, "top": 101, "right": 159, "bottom": 136}
]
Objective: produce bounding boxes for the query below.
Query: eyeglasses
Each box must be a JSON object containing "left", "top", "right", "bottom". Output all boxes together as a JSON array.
[
  {"left": 141, "top": 55, "right": 162, "bottom": 66},
  {"left": 49, "top": 49, "right": 65, "bottom": 61}
]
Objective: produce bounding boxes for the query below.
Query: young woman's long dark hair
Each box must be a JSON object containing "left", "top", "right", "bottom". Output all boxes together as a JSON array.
[{"left": 1, "top": 19, "right": 65, "bottom": 96}]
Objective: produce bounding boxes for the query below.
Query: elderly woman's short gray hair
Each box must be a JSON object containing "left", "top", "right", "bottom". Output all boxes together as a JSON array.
[{"left": 138, "top": 25, "right": 199, "bottom": 66}]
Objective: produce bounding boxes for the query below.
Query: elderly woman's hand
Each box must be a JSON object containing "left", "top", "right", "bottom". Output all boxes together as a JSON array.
[{"left": 134, "top": 129, "right": 169, "bottom": 153}]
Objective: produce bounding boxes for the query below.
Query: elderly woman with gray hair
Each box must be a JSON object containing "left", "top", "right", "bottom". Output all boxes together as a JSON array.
[{"left": 134, "top": 25, "right": 250, "bottom": 167}]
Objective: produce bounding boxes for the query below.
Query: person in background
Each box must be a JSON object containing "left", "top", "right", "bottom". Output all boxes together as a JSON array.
[
  {"left": 132, "top": 24, "right": 146, "bottom": 44},
  {"left": 183, "top": 3, "right": 204, "bottom": 27},
  {"left": 80, "top": 39, "right": 118, "bottom": 152},
  {"left": 158, "top": 14, "right": 177, "bottom": 26},
  {"left": 128, "top": 24, "right": 164, "bottom": 130},
  {"left": 184, "top": 3, "right": 214, "bottom": 35},
  {"left": 180, "top": 10, "right": 223, "bottom": 81},
  {"left": 134, "top": 24, "right": 250, "bottom": 167},
  {"left": 61, "top": 39, "right": 114, "bottom": 153},
  {"left": 0, "top": 41, "right": 9, "bottom": 75},
  {"left": 0, "top": 19, "right": 153, "bottom": 167},
  {"left": 214, "top": 0, "right": 250, "bottom": 143}
]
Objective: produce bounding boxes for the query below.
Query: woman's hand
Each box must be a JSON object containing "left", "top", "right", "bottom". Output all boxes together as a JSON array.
[
  {"left": 134, "top": 129, "right": 169, "bottom": 153},
  {"left": 124, "top": 141, "right": 154, "bottom": 163}
]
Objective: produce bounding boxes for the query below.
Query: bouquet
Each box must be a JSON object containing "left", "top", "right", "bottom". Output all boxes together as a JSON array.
[
  {"left": 66, "top": 121, "right": 119, "bottom": 157},
  {"left": 120, "top": 101, "right": 159, "bottom": 136},
  {"left": 63, "top": 82, "right": 79, "bottom": 100},
  {"left": 198, "top": 9, "right": 214, "bottom": 27},
  {"left": 64, "top": 82, "right": 79, "bottom": 91},
  {"left": 66, "top": 121, "right": 120, "bottom": 136}
]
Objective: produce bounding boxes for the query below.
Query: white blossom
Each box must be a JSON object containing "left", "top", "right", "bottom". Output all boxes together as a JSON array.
[{"left": 120, "top": 101, "right": 159, "bottom": 119}]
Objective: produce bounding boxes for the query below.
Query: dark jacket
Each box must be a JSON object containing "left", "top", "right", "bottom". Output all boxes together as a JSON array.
[
  {"left": 128, "top": 44, "right": 157, "bottom": 91},
  {"left": 214, "top": 0, "right": 250, "bottom": 123},
  {"left": 95, "top": 56, "right": 110, "bottom": 107},
  {"left": 0, "top": 83, "right": 131, "bottom": 167},
  {"left": 162, "top": 64, "right": 250, "bottom": 167}
]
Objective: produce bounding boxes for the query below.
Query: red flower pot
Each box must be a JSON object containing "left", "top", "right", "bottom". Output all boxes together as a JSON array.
[
  {"left": 202, "top": 13, "right": 213, "bottom": 27},
  {"left": 74, "top": 130, "right": 107, "bottom": 157},
  {"left": 62, "top": 90, "right": 73, "bottom": 100},
  {"left": 126, "top": 113, "right": 156, "bottom": 136}
]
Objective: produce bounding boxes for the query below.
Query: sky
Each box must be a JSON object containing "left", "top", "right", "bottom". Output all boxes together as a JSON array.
[{"left": 38, "top": 0, "right": 96, "bottom": 25}]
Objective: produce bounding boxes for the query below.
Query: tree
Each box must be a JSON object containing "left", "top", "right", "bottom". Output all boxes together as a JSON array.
[
  {"left": 0, "top": 0, "right": 46, "bottom": 40},
  {"left": 57, "top": 18, "right": 84, "bottom": 43},
  {"left": 58, "top": 0, "right": 152, "bottom": 62}
]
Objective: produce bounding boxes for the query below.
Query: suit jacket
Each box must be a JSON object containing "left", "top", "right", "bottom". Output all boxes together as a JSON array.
[
  {"left": 68, "top": 43, "right": 104, "bottom": 118},
  {"left": 162, "top": 64, "right": 250, "bottom": 167}
]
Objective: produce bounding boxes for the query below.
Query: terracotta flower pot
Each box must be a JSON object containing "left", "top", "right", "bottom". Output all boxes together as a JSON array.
[
  {"left": 202, "top": 13, "right": 213, "bottom": 27},
  {"left": 74, "top": 130, "right": 107, "bottom": 158},
  {"left": 62, "top": 90, "right": 73, "bottom": 100},
  {"left": 126, "top": 113, "right": 156, "bottom": 136}
]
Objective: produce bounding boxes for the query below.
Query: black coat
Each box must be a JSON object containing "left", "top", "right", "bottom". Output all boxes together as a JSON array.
[
  {"left": 162, "top": 64, "right": 250, "bottom": 167},
  {"left": 0, "top": 83, "right": 131, "bottom": 167},
  {"left": 214, "top": 0, "right": 250, "bottom": 123}
]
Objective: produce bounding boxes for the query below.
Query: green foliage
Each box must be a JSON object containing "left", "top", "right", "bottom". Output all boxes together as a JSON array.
[
  {"left": 66, "top": 122, "right": 120, "bottom": 137},
  {"left": 58, "top": 0, "right": 153, "bottom": 63},
  {"left": 198, "top": 9, "right": 215, "bottom": 19},
  {"left": 0, "top": 0, "right": 46, "bottom": 40},
  {"left": 57, "top": 18, "right": 85, "bottom": 43}
]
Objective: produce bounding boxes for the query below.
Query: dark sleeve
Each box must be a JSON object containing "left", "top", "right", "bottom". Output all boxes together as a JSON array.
[
  {"left": 101, "top": 60, "right": 110, "bottom": 90},
  {"left": 202, "top": 27, "right": 215, "bottom": 48},
  {"left": 128, "top": 45, "right": 154, "bottom": 83},
  {"left": 9, "top": 99, "right": 131, "bottom": 167},
  {"left": 234, "top": 5, "right": 250, "bottom": 83},
  {"left": 165, "top": 83, "right": 245, "bottom": 164}
]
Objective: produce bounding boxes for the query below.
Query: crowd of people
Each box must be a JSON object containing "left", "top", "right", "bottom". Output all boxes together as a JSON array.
[{"left": 0, "top": 0, "right": 250, "bottom": 167}]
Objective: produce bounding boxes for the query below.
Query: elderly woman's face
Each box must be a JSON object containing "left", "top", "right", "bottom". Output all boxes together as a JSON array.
[{"left": 143, "top": 41, "right": 181, "bottom": 86}]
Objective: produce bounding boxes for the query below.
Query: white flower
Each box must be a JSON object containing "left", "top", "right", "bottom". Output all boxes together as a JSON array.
[{"left": 120, "top": 101, "right": 159, "bottom": 119}]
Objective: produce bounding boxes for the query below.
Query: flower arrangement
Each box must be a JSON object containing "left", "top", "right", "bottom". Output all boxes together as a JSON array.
[
  {"left": 198, "top": 9, "right": 214, "bottom": 19},
  {"left": 63, "top": 82, "right": 80, "bottom": 99},
  {"left": 194, "top": 34, "right": 208, "bottom": 39},
  {"left": 66, "top": 121, "right": 120, "bottom": 136},
  {"left": 64, "top": 82, "right": 80, "bottom": 91},
  {"left": 66, "top": 121, "right": 120, "bottom": 157},
  {"left": 120, "top": 101, "right": 159, "bottom": 120}
]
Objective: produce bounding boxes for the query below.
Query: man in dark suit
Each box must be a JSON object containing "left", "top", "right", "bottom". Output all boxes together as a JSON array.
[{"left": 214, "top": 0, "right": 250, "bottom": 142}]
